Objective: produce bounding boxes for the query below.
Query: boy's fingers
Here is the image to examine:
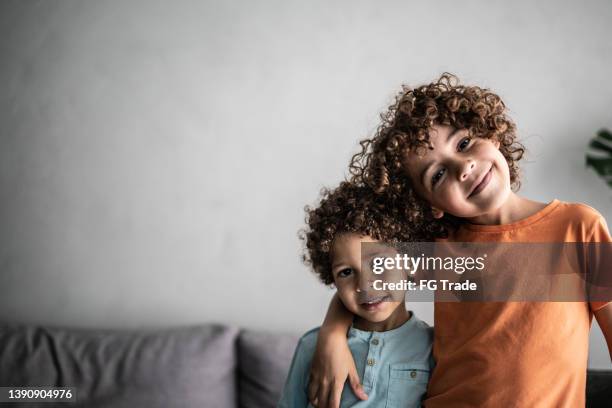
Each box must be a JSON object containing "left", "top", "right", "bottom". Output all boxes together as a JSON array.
[
  {"left": 328, "top": 380, "right": 344, "bottom": 408},
  {"left": 348, "top": 372, "right": 368, "bottom": 401},
  {"left": 316, "top": 382, "right": 331, "bottom": 408},
  {"left": 307, "top": 376, "right": 319, "bottom": 405},
  {"left": 310, "top": 395, "right": 319, "bottom": 407}
]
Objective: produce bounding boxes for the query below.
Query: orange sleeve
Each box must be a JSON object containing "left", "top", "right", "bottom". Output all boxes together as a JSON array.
[{"left": 590, "top": 215, "right": 612, "bottom": 243}]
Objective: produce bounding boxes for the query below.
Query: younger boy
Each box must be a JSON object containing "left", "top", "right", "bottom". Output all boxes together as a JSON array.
[{"left": 278, "top": 182, "right": 434, "bottom": 408}]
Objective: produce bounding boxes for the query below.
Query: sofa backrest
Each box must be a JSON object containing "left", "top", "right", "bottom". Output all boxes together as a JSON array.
[
  {"left": 0, "top": 324, "right": 239, "bottom": 408},
  {"left": 237, "top": 329, "right": 299, "bottom": 408}
]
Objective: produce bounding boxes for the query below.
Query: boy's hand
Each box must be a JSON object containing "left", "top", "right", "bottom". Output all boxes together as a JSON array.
[{"left": 307, "top": 328, "right": 368, "bottom": 408}]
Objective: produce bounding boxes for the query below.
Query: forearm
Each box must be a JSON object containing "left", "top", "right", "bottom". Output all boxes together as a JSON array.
[
  {"left": 320, "top": 292, "right": 353, "bottom": 335},
  {"left": 308, "top": 293, "right": 367, "bottom": 406}
]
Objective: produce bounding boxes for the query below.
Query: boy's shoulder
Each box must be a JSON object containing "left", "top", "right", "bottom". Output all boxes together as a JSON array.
[
  {"left": 294, "top": 326, "right": 322, "bottom": 355},
  {"left": 401, "top": 313, "right": 433, "bottom": 336},
  {"left": 554, "top": 200, "right": 607, "bottom": 229},
  {"left": 413, "top": 316, "right": 434, "bottom": 338},
  {"left": 398, "top": 314, "right": 434, "bottom": 352},
  {"left": 543, "top": 200, "right": 610, "bottom": 242},
  {"left": 556, "top": 200, "right": 605, "bottom": 222}
]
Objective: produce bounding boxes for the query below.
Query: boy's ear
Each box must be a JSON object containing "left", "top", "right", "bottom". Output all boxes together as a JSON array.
[
  {"left": 432, "top": 207, "right": 444, "bottom": 219},
  {"left": 492, "top": 137, "right": 501, "bottom": 149}
]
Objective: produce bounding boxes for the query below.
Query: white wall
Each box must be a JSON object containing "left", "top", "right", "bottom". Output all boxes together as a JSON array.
[{"left": 1, "top": 0, "right": 611, "bottom": 368}]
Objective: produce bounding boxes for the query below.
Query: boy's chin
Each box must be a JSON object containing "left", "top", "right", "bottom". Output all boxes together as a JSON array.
[
  {"left": 354, "top": 304, "right": 400, "bottom": 322},
  {"left": 463, "top": 189, "right": 511, "bottom": 217}
]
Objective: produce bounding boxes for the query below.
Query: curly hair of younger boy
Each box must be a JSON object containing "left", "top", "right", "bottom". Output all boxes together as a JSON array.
[{"left": 300, "top": 181, "right": 437, "bottom": 285}]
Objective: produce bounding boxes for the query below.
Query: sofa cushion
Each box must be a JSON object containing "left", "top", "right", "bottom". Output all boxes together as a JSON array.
[
  {"left": 0, "top": 324, "right": 239, "bottom": 408},
  {"left": 238, "top": 329, "right": 299, "bottom": 408}
]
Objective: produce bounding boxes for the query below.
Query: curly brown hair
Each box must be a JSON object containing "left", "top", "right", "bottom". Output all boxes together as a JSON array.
[
  {"left": 348, "top": 73, "right": 525, "bottom": 232},
  {"left": 300, "top": 181, "right": 437, "bottom": 285}
]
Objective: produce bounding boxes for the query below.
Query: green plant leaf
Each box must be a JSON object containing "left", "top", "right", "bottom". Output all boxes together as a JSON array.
[
  {"left": 589, "top": 139, "right": 612, "bottom": 154},
  {"left": 597, "top": 129, "right": 612, "bottom": 142},
  {"left": 586, "top": 128, "right": 612, "bottom": 187}
]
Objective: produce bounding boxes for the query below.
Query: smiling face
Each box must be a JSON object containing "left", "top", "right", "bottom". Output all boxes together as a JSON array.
[
  {"left": 330, "top": 233, "right": 408, "bottom": 331},
  {"left": 403, "top": 124, "right": 512, "bottom": 220}
]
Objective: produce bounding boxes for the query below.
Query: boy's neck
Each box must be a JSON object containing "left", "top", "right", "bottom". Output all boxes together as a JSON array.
[
  {"left": 466, "top": 193, "right": 548, "bottom": 225},
  {"left": 353, "top": 304, "right": 411, "bottom": 332}
]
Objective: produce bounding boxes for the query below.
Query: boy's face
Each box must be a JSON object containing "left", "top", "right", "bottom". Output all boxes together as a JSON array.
[
  {"left": 403, "top": 124, "right": 512, "bottom": 219},
  {"left": 330, "top": 233, "right": 406, "bottom": 324}
]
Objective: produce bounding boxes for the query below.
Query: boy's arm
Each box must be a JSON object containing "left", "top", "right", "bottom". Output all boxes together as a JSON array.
[
  {"left": 307, "top": 293, "right": 367, "bottom": 408},
  {"left": 594, "top": 303, "right": 612, "bottom": 361},
  {"left": 590, "top": 215, "right": 612, "bottom": 361}
]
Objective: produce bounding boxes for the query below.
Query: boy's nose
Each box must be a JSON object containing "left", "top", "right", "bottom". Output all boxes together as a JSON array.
[
  {"left": 459, "top": 160, "right": 476, "bottom": 181},
  {"left": 356, "top": 274, "right": 374, "bottom": 292}
]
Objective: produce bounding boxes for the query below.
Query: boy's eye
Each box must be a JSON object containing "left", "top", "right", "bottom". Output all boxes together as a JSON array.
[
  {"left": 337, "top": 268, "right": 353, "bottom": 278},
  {"left": 458, "top": 137, "right": 472, "bottom": 151},
  {"left": 431, "top": 168, "right": 445, "bottom": 187}
]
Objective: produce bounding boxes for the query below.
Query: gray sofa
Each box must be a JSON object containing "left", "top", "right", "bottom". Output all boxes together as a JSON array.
[
  {"left": 0, "top": 324, "right": 610, "bottom": 407},
  {"left": 0, "top": 324, "right": 298, "bottom": 408}
]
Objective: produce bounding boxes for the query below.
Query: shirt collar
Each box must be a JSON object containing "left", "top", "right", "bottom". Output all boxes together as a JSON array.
[{"left": 348, "top": 311, "right": 419, "bottom": 341}]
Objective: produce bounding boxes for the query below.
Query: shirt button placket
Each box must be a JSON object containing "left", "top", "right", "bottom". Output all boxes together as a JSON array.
[
  {"left": 362, "top": 336, "right": 377, "bottom": 390},
  {"left": 363, "top": 335, "right": 383, "bottom": 392}
]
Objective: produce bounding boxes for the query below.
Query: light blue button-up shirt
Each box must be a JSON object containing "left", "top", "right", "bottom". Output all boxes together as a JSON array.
[{"left": 278, "top": 313, "right": 434, "bottom": 408}]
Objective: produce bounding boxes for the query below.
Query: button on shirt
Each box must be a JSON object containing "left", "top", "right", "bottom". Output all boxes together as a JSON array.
[{"left": 278, "top": 313, "right": 434, "bottom": 408}]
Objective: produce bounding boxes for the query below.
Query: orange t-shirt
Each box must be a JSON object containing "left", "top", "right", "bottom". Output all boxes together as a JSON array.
[{"left": 424, "top": 200, "right": 611, "bottom": 407}]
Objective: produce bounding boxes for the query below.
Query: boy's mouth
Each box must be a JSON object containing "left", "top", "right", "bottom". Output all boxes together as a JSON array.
[
  {"left": 468, "top": 166, "right": 493, "bottom": 198},
  {"left": 359, "top": 295, "right": 390, "bottom": 312}
]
